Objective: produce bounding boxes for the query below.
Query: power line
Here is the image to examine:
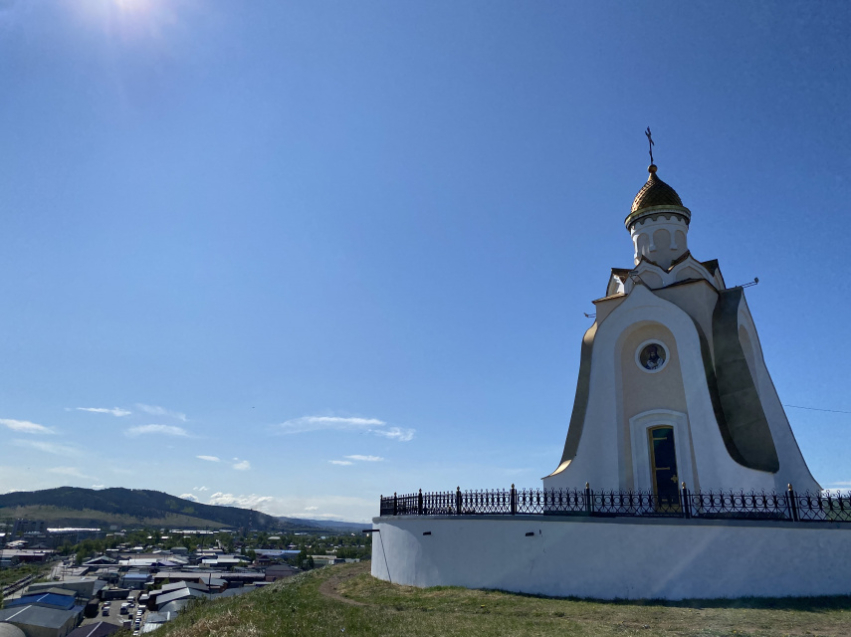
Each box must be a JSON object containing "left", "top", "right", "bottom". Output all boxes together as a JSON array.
[{"left": 784, "top": 404, "right": 851, "bottom": 415}]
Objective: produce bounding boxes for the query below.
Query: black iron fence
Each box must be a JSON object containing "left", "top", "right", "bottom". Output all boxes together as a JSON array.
[{"left": 379, "top": 484, "right": 851, "bottom": 523}]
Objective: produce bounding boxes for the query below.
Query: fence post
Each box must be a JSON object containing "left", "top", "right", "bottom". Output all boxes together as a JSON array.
[
  {"left": 456, "top": 486, "right": 462, "bottom": 515},
  {"left": 393, "top": 492, "right": 397, "bottom": 516},
  {"left": 418, "top": 489, "right": 423, "bottom": 516},
  {"left": 787, "top": 484, "right": 798, "bottom": 522},
  {"left": 681, "top": 482, "right": 690, "bottom": 519},
  {"left": 510, "top": 484, "right": 517, "bottom": 515},
  {"left": 584, "top": 482, "right": 593, "bottom": 515}
]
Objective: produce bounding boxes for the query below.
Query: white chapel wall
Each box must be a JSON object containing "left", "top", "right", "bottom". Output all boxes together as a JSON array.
[
  {"left": 546, "top": 285, "right": 778, "bottom": 493},
  {"left": 617, "top": 323, "right": 689, "bottom": 490}
]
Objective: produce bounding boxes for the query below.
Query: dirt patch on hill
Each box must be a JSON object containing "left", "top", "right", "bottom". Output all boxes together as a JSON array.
[{"left": 318, "top": 562, "right": 372, "bottom": 606}]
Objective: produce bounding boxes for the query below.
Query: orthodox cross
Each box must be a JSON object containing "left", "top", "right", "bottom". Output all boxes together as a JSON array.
[{"left": 645, "top": 127, "right": 655, "bottom": 164}]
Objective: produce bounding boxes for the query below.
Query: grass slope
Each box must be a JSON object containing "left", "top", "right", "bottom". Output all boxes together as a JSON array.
[{"left": 147, "top": 562, "right": 851, "bottom": 637}]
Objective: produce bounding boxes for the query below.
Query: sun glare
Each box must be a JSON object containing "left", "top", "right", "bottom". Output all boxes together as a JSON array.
[{"left": 71, "top": 0, "right": 182, "bottom": 41}]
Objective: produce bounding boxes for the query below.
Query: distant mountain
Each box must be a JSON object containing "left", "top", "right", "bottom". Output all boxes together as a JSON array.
[
  {"left": 0, "top": 487, "right": 296, "bottom": 531},
  {"left": 278, "top": 517, "right": 367, "bottom": 533}
]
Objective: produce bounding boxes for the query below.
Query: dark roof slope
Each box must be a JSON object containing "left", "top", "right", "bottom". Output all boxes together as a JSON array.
[
  {"left": 66, "top": 622, "right": 120, "bottom": 637},
  {"left": 0, "top": 605, "right": 79, "bottom": 629}
]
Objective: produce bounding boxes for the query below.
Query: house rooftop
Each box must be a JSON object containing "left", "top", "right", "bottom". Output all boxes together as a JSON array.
[{"left": 0, "top": 605, "right": 79, "bottom": 629}]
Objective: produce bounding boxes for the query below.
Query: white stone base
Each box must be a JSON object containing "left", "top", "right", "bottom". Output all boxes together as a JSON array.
[{"left": 370, "top": 516, "right": 851, "bottom": 600}]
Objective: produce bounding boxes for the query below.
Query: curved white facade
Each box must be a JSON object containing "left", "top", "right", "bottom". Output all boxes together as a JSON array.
[{"left": 546, "top": 166, "right": 819, "bottom": 495}]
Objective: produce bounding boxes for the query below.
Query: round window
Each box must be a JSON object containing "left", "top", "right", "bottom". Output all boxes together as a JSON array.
[{"left": 636, "top": 341, "right": 668, "bottom": 373}]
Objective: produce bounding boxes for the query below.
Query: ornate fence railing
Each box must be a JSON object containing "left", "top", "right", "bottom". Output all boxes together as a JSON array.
[{"left": 379, "top": 484, "right": 851, "bottom": 523}]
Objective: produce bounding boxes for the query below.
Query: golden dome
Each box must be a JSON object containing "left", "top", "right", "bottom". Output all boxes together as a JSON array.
[{"left": 624, "top": 164, "right": 691, "bottom": 231}]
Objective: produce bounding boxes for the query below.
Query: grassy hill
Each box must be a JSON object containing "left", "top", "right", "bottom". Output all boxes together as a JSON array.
[
  {"left": 137, "top": 562, "right": 851, "bottom": 637},
  {"left": 0, "top": 487, "right": 286, "bottom": 531}
]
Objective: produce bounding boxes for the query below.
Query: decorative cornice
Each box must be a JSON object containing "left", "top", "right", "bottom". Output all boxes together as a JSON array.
[{"left": 625, "top": 204, "right": 692, "bottom": 232}]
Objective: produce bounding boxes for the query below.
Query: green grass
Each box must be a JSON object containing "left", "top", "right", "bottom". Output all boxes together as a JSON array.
[{"left": 144, "top": 562, "right": 851, "bottom": 637}]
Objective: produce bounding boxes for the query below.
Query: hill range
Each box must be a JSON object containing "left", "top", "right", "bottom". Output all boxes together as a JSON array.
[{"left": 0, "top": 487, "right": 363, "bottom": 533}]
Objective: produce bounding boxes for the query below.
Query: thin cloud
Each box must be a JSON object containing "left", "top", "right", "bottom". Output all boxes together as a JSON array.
[
  {"left": 48, "top": 466, "right": 95, "bottom": 480},
  {"left": 329, "top": 460, "right": 353, "bottom": 466},
  {"left": 232, "top": 460, "right": 251, "bottom": 471},
  {"left": 371, "top": 426, "right": 415, "bottom": 442},
  {"left": 169, "top": 491, "right": 375, "bottom": 522},
  {"left": 13, "top": 439, "right": 80, "bottom": 456},
  {"left": 180, "top": 493, "right": 199, "bottom": 502},
  {"left": 208, "top": 492, "right": 274, "bottom": 509},
  {"left": 197, "top": 455, "right": 220, "bottom": 462},
  {"left": 136, "top": 404, "right": 187, "bottom": 422},
  {"left": 276, "top": 416, "right": 415, "bottom": 442},
  {"left": 73, "top": 407, "right": 131, "bottom": 417},
  {"left": 345, "top": 455, "right": 384, "bottom": 462},
  {"left": 125, "top": 424, "right": 190, "bottom": 437},
  {"left": 0, "top": 419, "right": 54, "bottom": 435},
  {"left": 193, "top": 486, "right": 209, "bottom": 492},
  {"left": 92, "top": 485, "right": 106, "bottom": 490},
  {"left": 278, "top": 416, "right": 385, "bottom": 433}
]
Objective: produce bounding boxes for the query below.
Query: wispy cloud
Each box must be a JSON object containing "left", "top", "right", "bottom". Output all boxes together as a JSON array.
[
  {"left": 193, "top": 486, "right": 208, "bottom": 492},
  {"left": 208, "top": 492, "right": 274, "bottom": 509},
  {"left": 204, "top": 493, "right": 376, "bottom": 522},
  {"left": 197, "top": 455, "right": 220, "bottom": 462},
  {"left": 278, "top": 416, "right": 384, "bottom": 433},
  {"left": 136, "top": 404, "right": 187, "bottom": 422},
  {"left": 329, "top": 460, "right": 353, "bottom": 466},
  {"left": 13, "top": 439, "right": 80, "bottom": 456},
  {"left": 180, "top": 493, "right": 199, "bottom": 502},
  {"left": 232, "top": 460, "right": 251, "bottom": 471},
  {"left": 125, "top": 424, "right": 189, "bottom": 437},
  {"left": 72, "top": 407, "right": 131, "bottom": 417},
  {"left": 0, "top": 419, "right": 54, "bottom": 434},
  {"left": 345, "top": 455, "right": 384, "bottom": 462},
  {"left": 276, "top": 416, "right": 415, "bottom": 442},
  {"left": 48, "top": 466, "right": 95, "bottom": 479},
  {"left": 371, "top": 427, "right": 415, "bottom": 442}
]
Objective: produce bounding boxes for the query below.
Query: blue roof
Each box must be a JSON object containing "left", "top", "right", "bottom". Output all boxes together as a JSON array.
[
  {"left": 6, "top": 593, "right": 76, "bottom": 610},
  {"left": 122, "top": 573, "right": 151, "bottom": 580},
  {"left": 254, "top": 549, "right": 300, "bottom": 557}
]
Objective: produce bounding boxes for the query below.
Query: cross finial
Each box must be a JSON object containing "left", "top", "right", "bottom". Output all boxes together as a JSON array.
[{"left": 645, "top": 127, "right": 655, "bottom": 165}]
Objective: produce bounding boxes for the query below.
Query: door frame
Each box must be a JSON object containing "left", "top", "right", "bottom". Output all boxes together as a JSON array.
[{"left": 629, "top": 409, "right": 695, "bottom": 493}]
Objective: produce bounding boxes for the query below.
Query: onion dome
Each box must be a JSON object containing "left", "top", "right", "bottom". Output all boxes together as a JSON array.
[{"left": 624, "top": 164, "right": 691, "bottom": 231}]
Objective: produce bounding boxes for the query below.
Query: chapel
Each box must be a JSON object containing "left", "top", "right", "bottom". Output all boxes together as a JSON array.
[{"left": 543, "top": 161, "right": 820, "bottom": 499}]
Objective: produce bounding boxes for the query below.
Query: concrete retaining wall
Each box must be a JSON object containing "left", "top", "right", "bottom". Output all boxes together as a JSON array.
[{"left": 371, "top": 515, "right": 851, "bottom": 600}]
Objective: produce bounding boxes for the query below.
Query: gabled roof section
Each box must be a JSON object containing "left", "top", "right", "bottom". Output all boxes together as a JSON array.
[
  {"left": 610, "top": 268, "right": 631, "bottom": 282},
  {"left": 701, "top": 259, "right": 719, "bottom": 274}
]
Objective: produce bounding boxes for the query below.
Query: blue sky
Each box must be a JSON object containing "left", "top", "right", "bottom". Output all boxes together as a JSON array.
[{"left": 0, "top": 1, "right": 849, "bottom": 522}]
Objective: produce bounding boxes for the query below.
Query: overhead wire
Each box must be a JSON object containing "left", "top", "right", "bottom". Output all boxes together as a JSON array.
[{"left": 784, "top": 404, "right": 851, "bottom": 415}]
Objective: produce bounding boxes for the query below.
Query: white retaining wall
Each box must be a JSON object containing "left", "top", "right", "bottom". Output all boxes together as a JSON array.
[{"left": 370, "top": 515, "right": 851, "bottom": 600}]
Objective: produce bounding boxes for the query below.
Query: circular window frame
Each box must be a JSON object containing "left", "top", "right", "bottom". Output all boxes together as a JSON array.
[{"left": 635, "top": 340, "right": 669, "bottom": 374}]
